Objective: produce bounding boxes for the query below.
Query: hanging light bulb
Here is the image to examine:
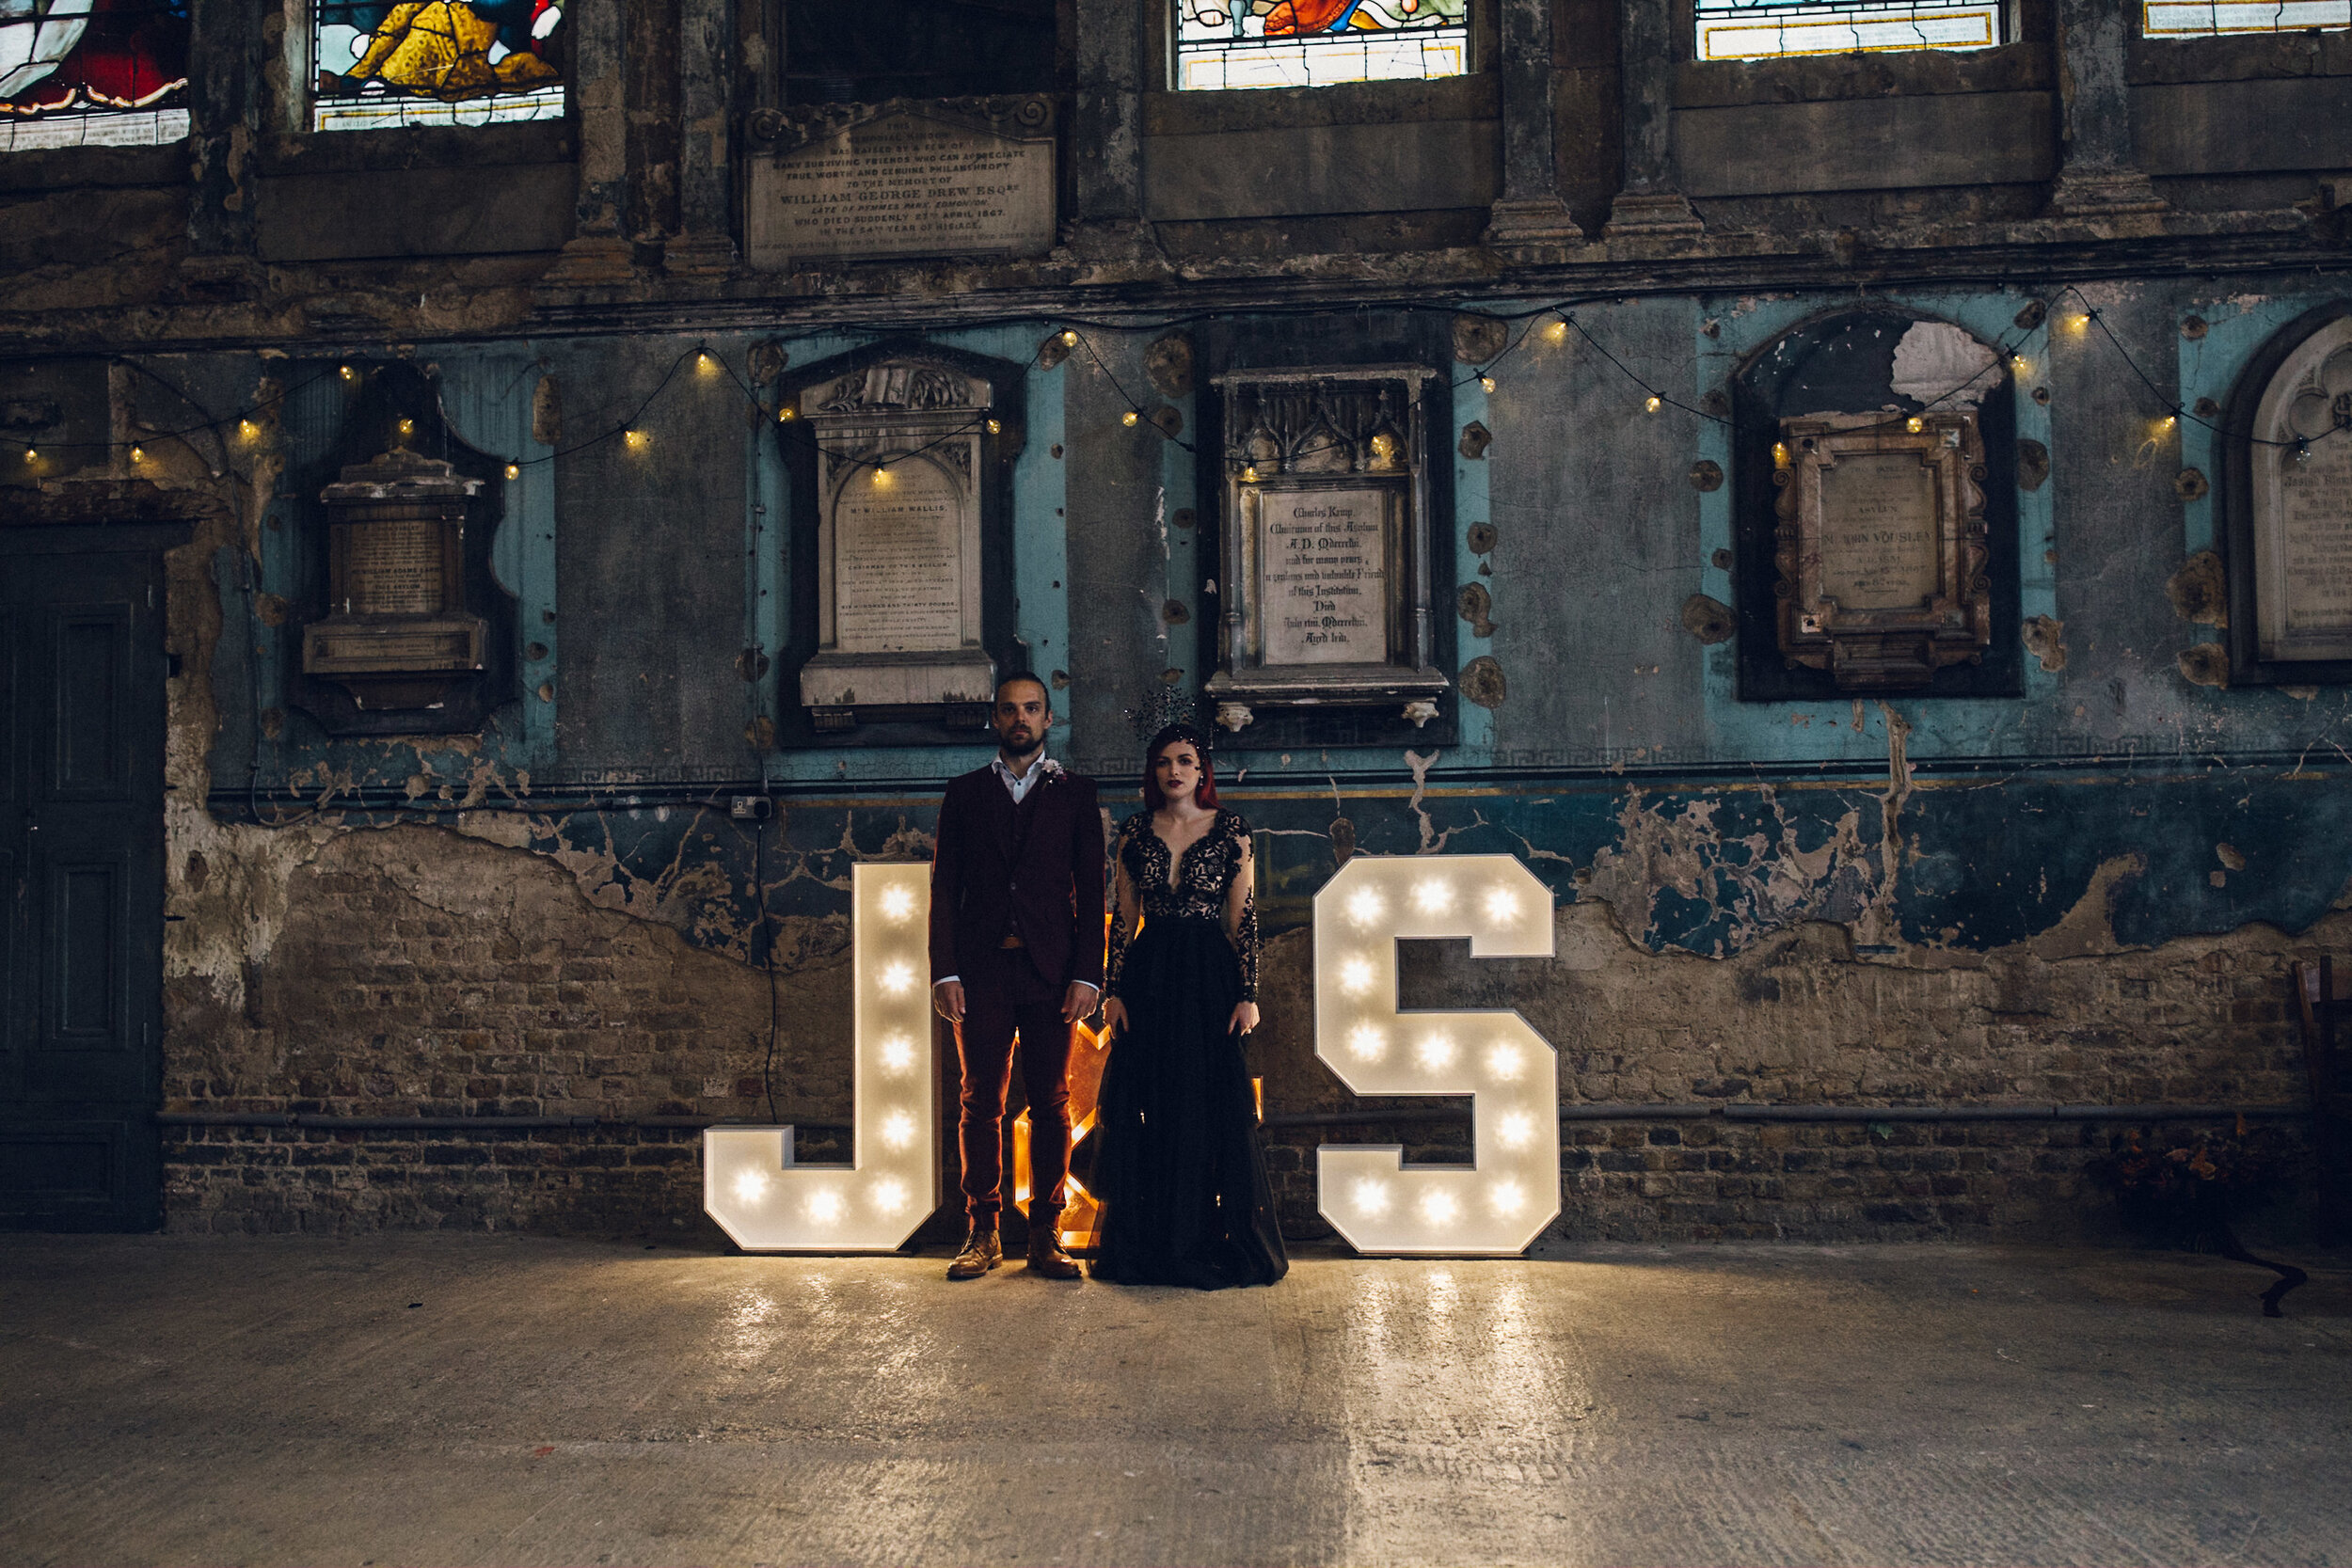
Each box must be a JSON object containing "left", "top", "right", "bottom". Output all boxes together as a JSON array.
[
  {"left": 239, "top": 419, "right": 259, "bottom": 440},
  {"left": 1060, "top": 329, "right": 1078, "bottom": 347},
  {"left": 130, "top": 445, "right": 146, "bottom": 465},
  {"left": 1906, "top": 416, "right": 1924, "bottom": 434},
  {"left": 2296, "top": 440, "right": 2313, "bottom": 466},
  {"left": 22, "top": 447, "right": 35, "bottom": 463},
  {"left": 985, "top": 419, "right": 1002, "bottom": 436},
  {"left": 1479, "top": 375, "right": 1497, "bottom": 394},
  {"left": 1241, "top": 464, "right": 1260, "bottom": 483},
  {"left": 504, "top": 462, "right": 521, "bottom": 481},
  {"left": 2010, "top": 355, "right": 2031, "bottom": 375},
  {"left": 1645, "top": 395, "right": 1661, "bottom": 414},
  {"left": 1544, "top": 320, "right": 1567, "bottom": 344},
  {"left": 1121, "top": 410, "right": 1140, "bottom": 427},
  {"left": 695, "top": 350, "right": 716, "bottom": 374},
  {"left": 778, "top": 405, "right": 795, "bottom": 421},
  {"left": 624, "top": 428, "right": 648, "bottom": 451},
  {"left": 395, "top": 418, "right": 414, "bottom": 439},
  {"left": 339, "top": 364, "right": 357, "bottom": 382}
]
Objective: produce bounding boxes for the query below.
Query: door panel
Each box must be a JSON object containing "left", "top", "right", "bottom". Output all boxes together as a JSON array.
[
  {"left": 2, "top": 536, "right": 169, "bottom": 1230},
  {"left": 50, "top": 608, "right": 132, "bottom": 800}
]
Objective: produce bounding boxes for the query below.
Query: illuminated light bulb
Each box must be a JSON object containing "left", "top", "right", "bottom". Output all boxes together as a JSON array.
[
  {"left": 872, "top": 465, "right": 893, "bottom": 487},
  {"left": 696, "top": 351, "right": 716, "bottom": 373},
  {"left": 1370, "top": 432, "right": 1396, "bottom": 461},
  {"left": 1480, "top": 375, "right": 1497, "bottom": 394},
  {"left": 1419, "top": 1189, "right": 1459, "bottom": 1225},
  {"left": 504, "top": 463, "right": 521, "bottom": 481},
  {"left": 986, "top": 419, "right": 1002, "bottom": 436},
  {"left": 1905, "top": 416, "right": 1924, "bottom": 434},
  {"left": 339, "top": 365, "right": 357, "bottom": 381},
  {"left": 1347, "top": 886, "right": 1385, "bottom": 928},
  {"left": 1415, "top": 1034, "right": 1456, "bottom": 1073},
  {"left": 393, "top": 418, "right": 411, "bottom": 438},
  {"left": 1241, "top": 465, "right": 1260, "bottom": 483},
  {"left": 129, "top": 445, "right": 145, "bottom": 465},
  {"left": 733, "top": 1169, "right": 770, "bottom": 1205},
  {"left": 1489, "top": 1180, "right": 1528, "bottom": 1216},
  {"left": 1772, "top": 441, "right": 1790, "bottom": 468},
  {"left": 1411, "top": 879, "right": 1453, "bottom": 915},
  {"left": 1346, "top": 1022, "right": 1386, "bottom": 1062},
  {"left": 879, "top": 885, "right": 916, "bottom": 923},
  {"left": 21, "top": 448, "right": 34, "bottom": 463},
  {"left": 1498, "top": 1110, "right": 1537, "bottom": 1148},
  {"left": 239, "top": 419, "right": 259, "bottom": 440},
  {"left": 805, "top": 1189, "right": 845, "bottom": 1224},
  {"left": 880, "top": 1033, "right": 916, "bottom": 1073},
  {"left": 2296, "top": 440, "right": 2313, "bottom": 466},
  {"left": 1353, "top": 1179, "right": 1392, "bottom": 1217},
  {"left": 778, "top": 406, "right": 796, "bottom": 421},
  {"left": 870, "top": 1178, "right": 910, "bottom": 1215},
  {"left": 1486, "top": 1041, "right": 1524, "bottom": 1081},
  {"left": 1482, "top": 886, "right": 1519, "bottom": 925},
  {"left": 880, "top": 1109, "right": 918, "bottom": 1150},
  {"left": 1060, "top": 329, "right": 1078, "bottom": 347},
  {"left": 1121, "top": 410, "right": 1140, "bottom": 427},
  {"left": 1338, "top": 956, "right": 1376, "bottom": 996},
  {"left": 1544, "top": 320, "right": 1567, "bottom": 343},
  {"left": 2069, "top": 313, "right": 2090, "bottom": 332},
  {"left": 1645, "top": 395, "right": 1661, "bottom": 414},
  {"left": 624, "top": 429, "right": 648, "bottom": 451},
  {"left": 878, "top": 959, "right": 915, "bottom": 995}
]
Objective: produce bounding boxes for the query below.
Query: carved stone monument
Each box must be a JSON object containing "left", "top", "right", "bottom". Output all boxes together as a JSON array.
[
  {"left": 2248, "top": 317, "right": 2352, "bottom": 666},
  {"left": 1773, "top": 411, "right": 1993, "bottom": 689},
  {"left": 797, "top": 357, "right": 997, "bottom": 729},
  {"left": 744, "top": 98, "right": 1055, "bottom": 270},
  {"left": 1205, "top": 366, "right": 1448, "bottom": 731},
  {"left": 300, "top": 446, "right": 487, "bottom": 714}
]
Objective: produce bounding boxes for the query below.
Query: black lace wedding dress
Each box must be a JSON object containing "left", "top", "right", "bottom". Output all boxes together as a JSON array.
[{"left": 1089, "top": 810, "right": 1288, "bottom": 1289}]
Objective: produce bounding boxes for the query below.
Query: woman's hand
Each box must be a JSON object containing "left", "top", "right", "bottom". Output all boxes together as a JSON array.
[
  {"left": 1099, "top": 997, "right": 1129, "bottom": 1037},
  {"left": 1229, "top": 1000, "right": 1260, "bottom": 1036}
]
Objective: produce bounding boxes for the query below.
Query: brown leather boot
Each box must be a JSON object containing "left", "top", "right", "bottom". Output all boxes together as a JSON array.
[
  {"left": 946, "top": 1225, "right": 1001, "bottom": 1280},
  {"left": 1026, "top": 1209, "right": 1081, "bottom": 1279}
]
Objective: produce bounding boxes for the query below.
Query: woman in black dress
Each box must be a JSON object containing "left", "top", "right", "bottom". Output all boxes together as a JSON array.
[{"left": 1090, "top": 724, "right": 1288, "bottom": 1289}]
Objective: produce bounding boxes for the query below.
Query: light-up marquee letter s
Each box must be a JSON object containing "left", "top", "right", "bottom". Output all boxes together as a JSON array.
[
  {"left": 703, "top": 862, "right": 935, "bottom": 1251},
  {"left": 1314, "top": 853, "right": 1560, "bottom": 1256}
]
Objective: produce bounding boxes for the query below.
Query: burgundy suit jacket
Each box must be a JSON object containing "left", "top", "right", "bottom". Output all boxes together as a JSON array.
[{"left": 929, "top": 762, "right": 1105, "bottom": 992}]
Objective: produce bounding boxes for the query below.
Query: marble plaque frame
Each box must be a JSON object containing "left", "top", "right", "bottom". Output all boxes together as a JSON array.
[
  {"left": 2225, "top": 302, "right": 2352, "bottom": 686},
  {"left": 1204, "top": 365, "right": 1449, "bottom": 733},
  {"left": 775, "top": 341, "right": 1025, "bottom": 744},
  {"left": 1773, "top": 410, "right": 1993, "bottom": 690}
]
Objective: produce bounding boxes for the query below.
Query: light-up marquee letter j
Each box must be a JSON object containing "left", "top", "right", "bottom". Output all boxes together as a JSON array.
[
  {"left": 1314, "top": 853, "right": 1560, "bottom": 1255},
  {"left": 703, "top": 863, "right": 935, "bottom": 1251}
]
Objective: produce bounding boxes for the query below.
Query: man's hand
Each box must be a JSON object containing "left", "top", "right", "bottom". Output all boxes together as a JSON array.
[
  {"left": 1061, "top": 983, "right": 1097, "bottom": 1025},
  {"left": 932, "top": 979, "right": 965, "bottom": 1023}
]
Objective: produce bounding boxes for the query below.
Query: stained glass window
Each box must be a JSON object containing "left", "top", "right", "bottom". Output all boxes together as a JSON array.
[
  {"left": 2141, "top": 0, "right": 2348, "bottom": 35},
  {"left": 0, "top": 0, "right": 189, "bottom": 151},
  {"left": 1175, "top": 0, "right": 1470, "bottom": 91},
  {"left": 1694, "top": 0, "right": 2001, "bottom": 59},
  {"left": 313, "top": 1, "right": 565, "bottom": 132}
]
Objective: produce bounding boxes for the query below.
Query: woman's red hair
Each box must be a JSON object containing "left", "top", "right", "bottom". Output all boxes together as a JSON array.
[{"left": 1141, "top": 722, "right": 1220, "bottom": 812}]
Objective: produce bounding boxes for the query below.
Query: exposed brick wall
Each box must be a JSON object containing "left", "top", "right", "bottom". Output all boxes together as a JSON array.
[{"left": 163, "top": 825, "right": 2331, "bottom": 1242}]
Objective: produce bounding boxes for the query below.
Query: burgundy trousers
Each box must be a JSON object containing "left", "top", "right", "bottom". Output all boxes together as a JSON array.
[{"left": 954, "top": 945, "right": 1073, "bottom": 1226}]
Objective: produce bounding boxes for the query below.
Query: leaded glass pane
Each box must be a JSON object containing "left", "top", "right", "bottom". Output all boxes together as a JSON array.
[
  {"left": 0, "top": 0, "right": 189, "bottom": 151},
  {"left": 1175, "top": 0, "right": 1470, "bottom": 91},
  {"left": 2142, "top": 0, "right": 2349, "bottom": 35},
  {"left": 1693, "top": 0, "right": 2001, "bottom": 59},
  {"left": 313, "top": 1, "right": 566, "bottom": 133}
]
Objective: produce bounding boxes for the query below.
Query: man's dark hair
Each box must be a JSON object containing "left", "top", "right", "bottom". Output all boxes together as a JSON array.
[{"left": 994, "top": 673, "right": 1051, "bottom": 709}]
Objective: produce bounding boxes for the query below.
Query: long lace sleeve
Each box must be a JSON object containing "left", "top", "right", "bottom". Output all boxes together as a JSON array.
[
  {"left": 1224, "top": 819, "right": 1259, "bottom": 1003},
  {"left": 1105, "top": 825, "right": 1140, "bottom": 1000}
]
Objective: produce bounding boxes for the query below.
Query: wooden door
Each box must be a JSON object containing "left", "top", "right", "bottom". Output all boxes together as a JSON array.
[{"left": 0, "top": 530, "right": 173, "bottom": 1230}]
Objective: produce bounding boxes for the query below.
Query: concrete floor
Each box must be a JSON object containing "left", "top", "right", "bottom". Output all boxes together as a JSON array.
[{"left": 2, "top": 1235, "right": 2348, "bottom": 1567}]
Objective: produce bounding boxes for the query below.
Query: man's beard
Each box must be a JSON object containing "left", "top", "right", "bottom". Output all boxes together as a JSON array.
[{"left": 998, "top": 727, "right": 1041, "bottom": 759}]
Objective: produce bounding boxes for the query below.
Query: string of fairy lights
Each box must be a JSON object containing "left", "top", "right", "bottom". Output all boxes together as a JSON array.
[{"left": 6, "top": 283, "right": 2341, "bottom": 480}]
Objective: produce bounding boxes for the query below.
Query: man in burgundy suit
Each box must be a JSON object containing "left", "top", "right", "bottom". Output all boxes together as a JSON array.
[{"left": 930, "top": 674, "right": 1104, "bottom": 1280}]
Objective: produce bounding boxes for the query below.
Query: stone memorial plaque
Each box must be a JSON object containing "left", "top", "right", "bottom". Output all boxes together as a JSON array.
[
  {"left": 2251, "top": 324, "right": 2352, "bottom": 664},
  {"left": 344, "top": 516, "right": 445, "bottom": 615},
  {"left": 1817, "top": 452, "right": 1938, "bottom": 610},
  {"left": 834, "top": 462, "right": 964, "bottom": 654},
  {"left": 747, "top": 104, "right": 1055, "bottom": 269},
  {"left": 1262, "top": 488, "right": 1391, "bottom": 665},
  {"left": 1774, "top": 411, "right": 1991, "bottom": 689}
]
